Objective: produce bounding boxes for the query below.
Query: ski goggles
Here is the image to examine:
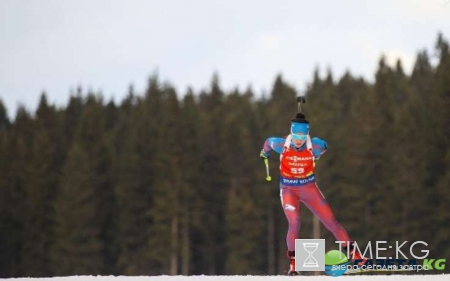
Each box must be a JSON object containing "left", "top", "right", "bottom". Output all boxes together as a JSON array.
[{"left": 291, "top": 133, "right": 308, "bottom": 141}]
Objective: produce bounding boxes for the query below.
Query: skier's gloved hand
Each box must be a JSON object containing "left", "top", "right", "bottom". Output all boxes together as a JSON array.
[{"left": 260, "top": 149, "right": 269, "bottom": 160}]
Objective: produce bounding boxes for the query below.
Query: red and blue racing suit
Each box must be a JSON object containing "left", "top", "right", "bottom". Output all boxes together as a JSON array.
[{"left": 262, "top": 136, "right": 351, "bottom": 251}]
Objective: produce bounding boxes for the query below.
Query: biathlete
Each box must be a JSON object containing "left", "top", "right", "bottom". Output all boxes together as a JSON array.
[{"left": 260, "top": 112, "right": 364, "bottom": 275}]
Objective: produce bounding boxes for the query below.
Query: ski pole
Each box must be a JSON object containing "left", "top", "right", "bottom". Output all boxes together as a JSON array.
[{"left": 264, "top": 158, "right": 272, "bottom": 181}]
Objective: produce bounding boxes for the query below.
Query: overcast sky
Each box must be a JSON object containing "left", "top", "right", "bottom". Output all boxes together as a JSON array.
[{"left": 1, "top": 0, "right": 449, "bottom": 118}]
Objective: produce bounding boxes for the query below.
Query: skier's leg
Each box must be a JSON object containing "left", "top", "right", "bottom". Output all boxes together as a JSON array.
[
  {"left": 280, "top": 186, "right": 301, "bottom": 275},
  {"left": 301, "top": 183, "right": 350, "bottom": 245},
  {"left": 280, "top": 187, "right": 301, "bottom": 251}
]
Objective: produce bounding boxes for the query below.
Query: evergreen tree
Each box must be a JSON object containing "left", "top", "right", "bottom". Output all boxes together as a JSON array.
[
  {"left": 0, "top": 100, "right": 13, "bottom": 277},
  {"left": 146, "top": 85, "right": 184, "bottom": 275},
  {"left": 51, "top": 94, "right": 115, "bottom": 275},
  {"left": 50, "top": 143, "right": 104, "bottom": 275},
  {"left": 62, "top": 94, "right": 84, "bottom": 147},
  {"left": 113, "top": 94, "right": 153, "bottom": 275},
  {"left": 0, "top": 100, "right": 10, "bottom": 131},
  {"left": 224, "top": 90, "right": 266, "bottom": 274},
  {"left": 178, "top": 90, "right": 202, "bottom": 275},
  {"left": 194, "top": 74, "right": 229, "bottom": 274},
  {"left": 21, "top": 94, "right": 61, "bottom": 276},
  {"left": 5, "top": 107, "right": 35, "bottom": 276},
  {"left": 429, "top": 33, "right": 450, "bottom": 258}
]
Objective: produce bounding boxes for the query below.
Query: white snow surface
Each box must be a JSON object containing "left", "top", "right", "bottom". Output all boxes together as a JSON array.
[{"left": 4, "top": 275, "right": 449, "bottom": 281}]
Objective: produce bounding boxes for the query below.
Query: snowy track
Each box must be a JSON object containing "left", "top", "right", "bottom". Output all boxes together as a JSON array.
[{"left": 5, "top": 275, "right": 450, "bottom": 281}]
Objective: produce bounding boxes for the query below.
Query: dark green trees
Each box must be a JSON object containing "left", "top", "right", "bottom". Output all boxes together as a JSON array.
[{"left": 0, "top": 34, "right": 449, "bottom": 277}]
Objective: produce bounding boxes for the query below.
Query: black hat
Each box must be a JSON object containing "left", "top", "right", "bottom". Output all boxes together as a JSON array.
[{"left": 291, "top": 113, "right": 309, "bottom": 124}]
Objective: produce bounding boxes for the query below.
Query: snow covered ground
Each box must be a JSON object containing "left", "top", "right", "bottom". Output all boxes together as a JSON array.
[{"left": 4, "top": 275, "right": 450, "bottom": 281}]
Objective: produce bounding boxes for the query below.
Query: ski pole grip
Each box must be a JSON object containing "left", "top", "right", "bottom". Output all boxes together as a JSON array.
[{"left": 264, "top": 158, "right": 272, "bottom": 181}]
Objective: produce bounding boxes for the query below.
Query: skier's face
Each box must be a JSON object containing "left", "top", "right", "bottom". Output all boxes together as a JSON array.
[
  {"left": 292, "top": 138, "right": 306, "bottom": 148},
  {"left": 291, "top": 133, "right": 307, "bottom": 148}
]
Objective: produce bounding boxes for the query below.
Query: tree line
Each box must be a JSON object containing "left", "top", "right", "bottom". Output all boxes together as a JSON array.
[{"left": 0, "top": 34, "right": 449, "bottom": 277}]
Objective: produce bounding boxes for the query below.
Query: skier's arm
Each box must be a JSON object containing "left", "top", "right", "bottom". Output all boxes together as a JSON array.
[
  {"left": 260, "top": 137, "right": 286, "bottom": 158},
  {"left": 312, "top": 137, "right": 328, "bottom": 160}
]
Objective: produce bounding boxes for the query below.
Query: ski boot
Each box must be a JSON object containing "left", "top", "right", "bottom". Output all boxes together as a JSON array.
[
  {"left": 344, "top": 242, "right": 367, "bottom": 267},
  {"left": 287, "top": 251, "right": 299, "bottom": 276}
]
